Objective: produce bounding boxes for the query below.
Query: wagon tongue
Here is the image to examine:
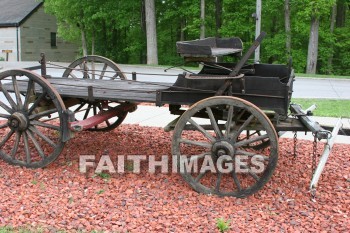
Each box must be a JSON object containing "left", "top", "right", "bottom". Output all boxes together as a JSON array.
[{"left": 290, "top": 104, "right": 344, "bottom": 195}]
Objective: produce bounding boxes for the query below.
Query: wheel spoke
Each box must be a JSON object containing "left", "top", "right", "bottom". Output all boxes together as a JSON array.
[
  {"left": 215, "top": 172, "right": 222, "bottom": 192},
  {"left": 206, "top": 107, "right": 222, "bottom": 138},
  {"left": 28, "top": 91, "right": 47, "bottom": 115},
  {"left": 188, "top": 118, "right": 215, "bottom": 142},
  {"left": 240, "top": 165, "right": 260, "bottom": 181},
  {"left": 30, "top": 120, "right": 60, "bottom": 131},
  {"left": 11, "top": 131, "right": 21, "bottom": 159},
  {"left": 0, "top": 81, "right": 17, "bottom": 110},
  {"left": 29, "top": 126, "right": 57, "bottom": 147},
  {"left": 0, "top": 129, "right": 14, "bottom": 148},
  {"left": 100, "top": 63, "right": 108, "bottom": 79},
  {"left": 12, "top": 75, "right": 23, "bottom": 109},
  {"left": 225, "top": 105, "right": 234, "bottom": 137},
  {"left": 228, "top": 110, "right": 246, "bottom": 139},
  {"left": 195, "top": 170, "right": 208, "bottom": 182},
  {"left": 27, "top": 130, "right": 45, "bottom": 159},
  {"left": 232, "top": 171, "right": 242, "bottom": 191},
  {"left": 83, "top": 104, "right": 91, "bottom": 120},
  {"left": 0, "top": 113, "right": 10, "bottom": 119},
  {"left": 69, "top": 71, "right": 79, "bottom": 79},
  {"left": 234, "top": 134, "right": 269, "bottom": 148},
  {"left": 236, "top": 114, "right": 255, "bottom": 136},
  {"left": 111, "top": 74, "right": 119, "bottom": 80},
  {"left": 29, "top": 108, "right": 57, "bottom": 120},
  {"left": 74, "top": 103, "right": 86, "bottom": 113},
  {"left": 23, "top": 79, "right": 34, "bottom": 110},
  {"left": 0, "top": 100, "right": 14, "bottom": 114},
  {"left": 179, "top": 138, "right": 212, "bottom": 148},
  {"left": 22, "top": 132, "right": 31, "bottom": 164}
]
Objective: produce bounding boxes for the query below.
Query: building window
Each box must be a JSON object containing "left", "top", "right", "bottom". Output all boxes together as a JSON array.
[{"left": 51, "top": 32, "right": 57, "bottom": 47}]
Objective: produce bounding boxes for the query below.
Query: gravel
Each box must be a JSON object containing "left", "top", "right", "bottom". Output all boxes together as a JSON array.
[{"left": 0, "top": 124, "right": 349, "bottom": 232}]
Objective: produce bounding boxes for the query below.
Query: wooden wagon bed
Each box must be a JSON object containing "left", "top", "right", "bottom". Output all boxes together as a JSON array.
[{"left": 15, "top": 77, "right": 171, "bottom": 103}]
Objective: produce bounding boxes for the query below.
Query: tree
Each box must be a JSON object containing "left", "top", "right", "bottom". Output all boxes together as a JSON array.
[
  {"left": 305, "top": 0, "right": 336, "bottom": 74},
  {"left": 215, "top": 0, "right": 223, "bottom": 37},
  {"left": 327, "top": 3, "right": 337, "bottom": 74},
  {"left": 43, "top": 0, "right": 350, "bottom": 75},
  {"left": 145, "top": 0, "right": 158, "bottom": 65},
  {"left": 200, "top": 0, "right": 206, "bottom": 39},
  {"left": 284, "top": 0, "right": 291, "bottom": 55}
]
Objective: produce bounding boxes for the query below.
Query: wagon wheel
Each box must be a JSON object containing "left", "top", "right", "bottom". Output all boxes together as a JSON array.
[
  {"left": 172, "top": 96, "right": 278, "bottom": 197},
  {"left": 0, "top": 69, "right": 66, "bottom": 168},
  {"left": 62, "top": 55, "right": 128, "bottom": 131},
  {"left": 241, "top": 130, "right": 270, "bottom": 150}
]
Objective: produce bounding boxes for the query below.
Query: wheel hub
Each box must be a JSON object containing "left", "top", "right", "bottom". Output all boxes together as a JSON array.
[
  {"left": 8, "top": 112, "right": 29, "bottom": 131},
  {"left": 211, "top": 140, "right": 235, "bottom": 161}
]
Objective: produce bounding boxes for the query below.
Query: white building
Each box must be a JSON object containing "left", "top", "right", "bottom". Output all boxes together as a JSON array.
[{"left": 0, "top": 0, "right": 78, "bottom": 62}]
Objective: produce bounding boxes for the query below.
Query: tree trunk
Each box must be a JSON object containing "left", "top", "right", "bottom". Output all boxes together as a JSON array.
[
  {"left": 306, "top": 16, "right": 320, "bottom": 74},
  {"left": 200, "top": 0, "right": 205, "bottom": 39},
  {"left": 327, "top": 4, "right": 337, "bottom": 74},
  {"left": 215, "top": 0, "right": 222, "bottom": 37},
  {"left": 145, "top": 0, "right": 158, "bottom": 65},
  {"left": 284, "top": 0, "right": 291, "bottom": 55},
  {"left": 81, "top": 29, "right": 88, "bottom": 56},
  {"left": 140, "top": 0, "right": 147, "bottom": 63},
  {"left": 180, "top": 18, "right": 185, "bottom": 41},
  {"left": 91, "top": 32, "right": 95, "bottom": 55},
  {"left": 336, "top": 0, "right": 346, "bottom": 27}
]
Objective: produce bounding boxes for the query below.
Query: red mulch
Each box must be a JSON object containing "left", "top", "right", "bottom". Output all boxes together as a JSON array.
[{"left": 0, "top": 124, "right": 349, "bottom": 232}]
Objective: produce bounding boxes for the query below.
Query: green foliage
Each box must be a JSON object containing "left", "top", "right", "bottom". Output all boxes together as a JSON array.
[
  {"left": 96, "top": 189, "right": 105, "bottom": 195},
  {"left": 43, "top": 0, "right": 350, "bottom": 75},
  {"left": 31, "top": 179, "right": 38, "bottom": 185},
  {"left": 216, "top": 218, "right": 231, "bottom": 233},
  {"left": 95, "top": 172, "right": 111, "bottom": 180}
]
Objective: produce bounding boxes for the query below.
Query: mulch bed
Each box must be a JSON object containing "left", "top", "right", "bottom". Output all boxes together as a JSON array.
[{"left": 0, "top": 124, "right": 348, "bottom": 232}]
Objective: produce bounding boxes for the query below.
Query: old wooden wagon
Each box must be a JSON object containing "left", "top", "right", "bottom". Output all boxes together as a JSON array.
[{"left": 0, "top": 32, "right": 347, "bottom": 197}]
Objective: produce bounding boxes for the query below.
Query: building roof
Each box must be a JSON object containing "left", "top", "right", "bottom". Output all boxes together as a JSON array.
[{"left": 0, "top": 0, "right": 43, "bottom": 27}]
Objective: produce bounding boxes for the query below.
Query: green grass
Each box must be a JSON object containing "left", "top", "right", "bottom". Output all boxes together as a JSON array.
[
  {"left": 292, "top": 98, "right": 350, "bottom": 118},
  {"left": 0, "top": 227, "right": 42, "bottom": 233},
  {"left": 295, "top": 73, "right": 350, "bottom": 79}
]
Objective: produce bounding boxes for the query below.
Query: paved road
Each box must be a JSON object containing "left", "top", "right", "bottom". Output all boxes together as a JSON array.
[{"left": 1, "top": 61, "right": 350, "bottom": 99}]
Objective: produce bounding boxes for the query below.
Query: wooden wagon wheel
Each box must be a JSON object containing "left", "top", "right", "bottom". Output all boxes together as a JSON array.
[
  {"left": 172, "top": 96, "right": 278, "bottom": 197},
  {"left": 241, "top": 130, "right": 271, "bottom": 150},
  {"left": 0, "top": 69, "right": 66, "bottom": 168},
  {"left": 62, "top": 55, "right": 128, "bottom": 131}
]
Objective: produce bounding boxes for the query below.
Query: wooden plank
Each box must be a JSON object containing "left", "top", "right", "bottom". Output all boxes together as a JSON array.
[
  {"left": 47, "top": 78, "right": 170, "bottom": 91},
  {"left": 7, "top": 78, "right": 167, "bottom": 103}
]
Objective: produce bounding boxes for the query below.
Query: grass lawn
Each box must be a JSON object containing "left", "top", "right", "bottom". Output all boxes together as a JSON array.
[
  {"left": 295, "top": 73, "right": 350, "bottom": 79},
  {"left": 291, "top": 98, "right": 350, "bottom": 118}
]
